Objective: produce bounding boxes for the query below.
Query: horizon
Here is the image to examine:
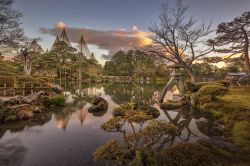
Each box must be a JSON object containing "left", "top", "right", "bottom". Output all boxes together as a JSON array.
[{"left": 12, "top": 0, "right": 250, "bottom": 64}]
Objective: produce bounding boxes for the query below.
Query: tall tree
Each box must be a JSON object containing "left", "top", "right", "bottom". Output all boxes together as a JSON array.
[
  {"left": 50, "top": 41, "right": 77, "bottom": 85},
  {"left": 16, "top": 39, "right": 43, "bottom": 75},
  {"left": 0, "top": 0, "right": 24, "bottom": 49},
  {"left": 209, "top": 11, "right": 250, "bottom": 73},
  {"left": 146, "top": 0, "right": 213, "bottom": 83}
]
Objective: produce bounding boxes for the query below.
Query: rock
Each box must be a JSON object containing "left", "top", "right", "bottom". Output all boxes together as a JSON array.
[
  {"left": 51, "top": 84, "right": 63, "bottom": 94},
  {"left": 0, "top": 91, "right": 47, "bottom": 106},
  {"left": 199, "top": 136, "right": 240, "bottom": 153},
  {"left": 88, "top": 97, "right": 108, "bottom": 113},
  {"left": 10, "top": 104, "right": 34, "bottom": 120}
]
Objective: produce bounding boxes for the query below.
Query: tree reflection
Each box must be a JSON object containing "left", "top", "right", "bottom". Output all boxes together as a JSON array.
[
  {"left": 103, "top": 82, "right": 164, "bottom": 105},
  {"left": 158, "top": 107, "right": 199, "bottom": 149}
]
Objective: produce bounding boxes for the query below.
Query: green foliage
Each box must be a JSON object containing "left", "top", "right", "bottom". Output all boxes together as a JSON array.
[
  {"left": 104, "top": 50, "right": 159, "bottom": 78},
  {"left": 199, "top": 85, "right": 229, "bottom": 100},
  {"left": 142, "top": 120, "right": 176, "bottom": 136},
  {"left": 0, "top": 61, "right": 17, "bottom": 73},
  {"left": 0, "top": 76, "right": 15, "bottom": 87},
  {"left": 215, "top": 81, "right": 230, "bottom": 87},
  {"left": 0, "top": 71, "right": 16, "bottom": 76},
  {"left": 157, "top": 142, "right": 212, "bottom": 166},
  {"left": 195, "top": 82, "right": 223, "bottom": 91},
  {"left": 44, "top": 94, "right": 65, "bottom": 107},
  {"left": 232, "top": 121, "right": 250, "bottom": 147},
  {"left": 192, "top": 63, "right": 214, "bottom": 81},
  {"left": 4, "top": 115, "right": 17, "bottom": 122},
  {"left": 95, "top": 102, "right": 176, "bottom": 165},
  {"left": 93, "top": 140, "right": 124, "bottom": 162},
  {"left": 113, "top": 102, "right": 160, "bottom": 119}
]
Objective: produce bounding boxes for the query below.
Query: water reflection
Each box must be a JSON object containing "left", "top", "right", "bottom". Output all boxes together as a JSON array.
[
  {"left": 0, "top": 138, "right": 27, "bottom": 166},
  {"left": 0, "top": 83, "right": 216, "bottom": 166},
  {"left": 157, "top": 107, "right": 205, "bottom": 149}
]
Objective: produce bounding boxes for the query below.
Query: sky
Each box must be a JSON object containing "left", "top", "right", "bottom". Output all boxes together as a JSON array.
[{"left": 14, "top": 0, "right": 250, "bottom": 64}]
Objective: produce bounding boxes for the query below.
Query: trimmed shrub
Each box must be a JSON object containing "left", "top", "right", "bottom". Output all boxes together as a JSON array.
[
  {"left": 198, "top": 85, "right": 228, "bottom": 100},
  {"left": 44, "top": 94, "right": 65, "bottom": 107},
  {"left": 0, "top": 71, "right": 16, "bottom": 76},
  {"left": 0, "top": 76, "right": 15, "bottom": 87},
  {"left": 17, "top": 75, "right": 37, "bottom": 83},
  {"left": 232, "top": 121, "right": 250, "bottom": 147},
  {"left": 157, "top": 142, "right": 212, "bottom": 166},
  {"left": 113, "top": 107, "right": 125, "bottom": 117},
  {"left": 113, "top": 103, "right": 160, "bottom": 118},
  {"left": 0, "top": 61, "right": 17, "bottom": 72},
  {"left": 215, "top": 81, "right": 230, "bottom": 87},
  {"left": 194, "top": 82, "right": 224, "bottom": 92}
]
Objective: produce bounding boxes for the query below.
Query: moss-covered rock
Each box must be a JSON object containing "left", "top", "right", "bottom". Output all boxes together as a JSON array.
[{"left": 88, "top": 97, "right": 108, "bottom": 113}]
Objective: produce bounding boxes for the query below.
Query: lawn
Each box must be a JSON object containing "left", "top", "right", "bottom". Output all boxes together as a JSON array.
[{"left": 222, "top": 86, "right": 250, "bottom": 110}]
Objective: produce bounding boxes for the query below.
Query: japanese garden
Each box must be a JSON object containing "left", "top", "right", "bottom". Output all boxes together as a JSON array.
[{"left": 0, "top": 0, "right": 250, "bottom": 166}]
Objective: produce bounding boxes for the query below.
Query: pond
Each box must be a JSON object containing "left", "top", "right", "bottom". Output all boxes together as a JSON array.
[{"left": 0, "top": 83, "right": 210, "bottom": 166}]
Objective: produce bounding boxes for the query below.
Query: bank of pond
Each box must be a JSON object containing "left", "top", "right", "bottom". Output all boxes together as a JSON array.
[{"left": 0, "top": 82, "right": 250, "bottom": 166}]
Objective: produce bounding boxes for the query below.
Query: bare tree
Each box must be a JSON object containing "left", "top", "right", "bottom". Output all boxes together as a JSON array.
[
  {"left": 146, "top": 0, "right": 213, "bottom": 83},
  {"left": 0, "top": 0, "right": 25, "bottom": 49}
]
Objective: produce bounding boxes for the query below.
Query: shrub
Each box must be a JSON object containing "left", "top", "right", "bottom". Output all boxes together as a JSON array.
[
  {"left": 185, "top": 81, "right": 197, "bottom": 92},
  {"left": 198, "top": 85, "right": 228, "bottom": 100},
  {"left": 113, "top": 103, "right": 160, "bottom": 119},
  {"left": 190, "top": 92, "right": 200, "bottom": 106},
  {"left": 113, "top": 107, "right": 125, "bottom": 117},
  {"left": 0, "top": 61, "right": 17, "bottom": 72},
  {"left": 44, "top": 94, "right": 65, "bottom": 107},
  {"left": 157, "top": 142, "right": 212, "bottom": 166},
  {"left": 0, "top": 76, "right": 15, "bottom": 87},
  {"left": 17, "top": 75, "right": 37, "bottom": 83},
  {"left": 215, "top": 81, "right": 230, "bottom": 87},
  {"left": 232, "top": 121, "right": 250, "bottom": 147},
  {"left": 194, "top": 82, "right": 224, "bottom": 92},
  {"left": 0, "top": 71, "right": 16, "bottom": 76}
]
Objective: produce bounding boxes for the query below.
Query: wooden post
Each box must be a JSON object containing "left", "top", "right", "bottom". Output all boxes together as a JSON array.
[
  {"left": 13, "top": 84, "right": 16, "bottom": 96},
  {"left": 23, "top": 84, "right": 25, "bottom": 96},
  {"left": 3, "top": 83, "right": 6, "bottom": 97},
  {"left": 31, "top": 84, "right": 34, "bottom": 94}
]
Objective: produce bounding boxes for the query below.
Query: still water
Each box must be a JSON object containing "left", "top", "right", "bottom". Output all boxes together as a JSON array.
[{"left": 0, "top": 83, "right": 208, "bottom": 166}]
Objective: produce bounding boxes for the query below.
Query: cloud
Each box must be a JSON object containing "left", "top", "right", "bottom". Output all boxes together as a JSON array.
[
  {"left": 101, "top": 53, "right": 113, "bottom": 60},
  {"left": 39, "top": 22, "right": 152, "bottom": 59},
  {"left": 55, "top": 22, "right": 67, "bottom": 29}
]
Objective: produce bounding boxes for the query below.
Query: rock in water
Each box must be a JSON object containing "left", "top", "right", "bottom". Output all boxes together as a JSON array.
[{"left": 88, "top": 97, "right": 108, "bottom": 112}]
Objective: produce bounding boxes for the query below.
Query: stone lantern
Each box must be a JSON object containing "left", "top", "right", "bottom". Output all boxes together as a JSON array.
[{"left": 159, "top": 63, "right": 185, "bottom": 103}]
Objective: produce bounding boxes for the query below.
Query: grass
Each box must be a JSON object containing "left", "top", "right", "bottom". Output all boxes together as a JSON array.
[{"left": 222, "top": 86, "right": 250, "bottom": 110}]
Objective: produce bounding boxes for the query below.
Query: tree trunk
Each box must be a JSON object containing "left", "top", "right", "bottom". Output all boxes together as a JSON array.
[
  {"left": 184, "top": 64, "right": 196, "bottom": 83},
  {"left": 59, "top": 67, "right": 62, "bottom": 86},
  {"left": 241, "top": 28, "right": 250, "bottom": 74}
]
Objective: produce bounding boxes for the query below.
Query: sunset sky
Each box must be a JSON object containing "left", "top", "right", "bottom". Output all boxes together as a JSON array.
[{"left": 14, "top": 0, "right": 250, "bottom": 64}]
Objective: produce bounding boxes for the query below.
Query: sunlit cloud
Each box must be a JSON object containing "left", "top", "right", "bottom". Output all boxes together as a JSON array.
[
  {"left": 39, "top": 24, "right": 152, "bottom": 60},
  {"left": 55, "top": 21, "right": 67, "bottom": 29}
]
